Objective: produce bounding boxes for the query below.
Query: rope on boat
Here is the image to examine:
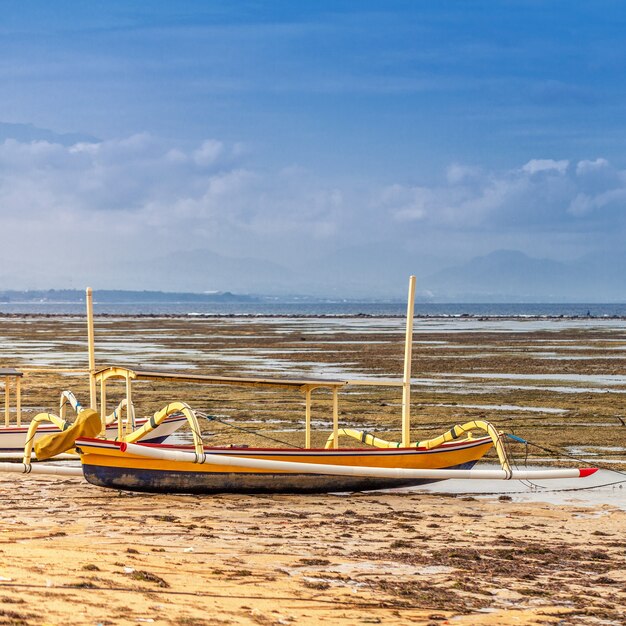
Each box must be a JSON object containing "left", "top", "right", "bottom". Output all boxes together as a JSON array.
[
  {"left": 503, "top": 432, "right": 626, "bottom": 492},
  {"left": 196, "top": 411, "right": 303, "bottom": 449}
]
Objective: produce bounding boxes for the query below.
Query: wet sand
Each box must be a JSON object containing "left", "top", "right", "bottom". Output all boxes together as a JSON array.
[
  {"left": 1, "top": 473, "right": 625, "bottom": 626},
  {"left": 1, "top": 315, "right": 626, "bottom": 624}
]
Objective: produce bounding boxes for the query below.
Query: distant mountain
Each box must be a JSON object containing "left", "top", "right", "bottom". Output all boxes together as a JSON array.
[
  {"left": 296, "top": 242, "right": 444, "bottom": 298},
  {"left": 133, "top": 249, "right": 295, "bottom": 294},
  {"left": 421, "top": 249, "right": 626, "bottom": 301},
  {"left": 0, "top": 289, "right": 257, "bottom": 304},
  {"left": 4, "top": 245, "right": 626, "bottom": 302}
]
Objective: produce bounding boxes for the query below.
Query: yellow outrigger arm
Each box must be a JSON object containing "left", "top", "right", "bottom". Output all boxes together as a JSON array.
[
  {"left": 122, "top": 400, "right": 205, "bottom": 459},
  {"left": 21, "top": 400, "right": 205, "bottom": 466},
  {"left": 324, "top": 419, "right": 512, "bottom": 476}
]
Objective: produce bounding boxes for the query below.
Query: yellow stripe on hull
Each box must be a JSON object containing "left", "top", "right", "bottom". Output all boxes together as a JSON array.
[{"left": 78, "top": 437, "right": 493, "bottom": 481}]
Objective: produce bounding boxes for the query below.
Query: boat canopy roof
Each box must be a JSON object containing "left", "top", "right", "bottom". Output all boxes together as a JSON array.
[
  {"left": 95, "top": 366, "right": 347, "bottom": 390},
  {"left": 0, "top": 368, "right": 23, "bottom": 377}
]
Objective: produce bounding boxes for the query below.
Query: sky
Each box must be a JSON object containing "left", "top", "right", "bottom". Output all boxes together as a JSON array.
[{"left": 1, "top": 1, "right": 626, "bottom": 296}]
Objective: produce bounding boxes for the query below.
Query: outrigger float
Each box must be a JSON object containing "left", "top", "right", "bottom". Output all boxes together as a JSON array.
[{"left": 1, "top": 279, "right": 597, "bottom": 494}]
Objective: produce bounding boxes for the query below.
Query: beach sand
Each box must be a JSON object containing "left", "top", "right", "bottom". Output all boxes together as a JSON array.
[
  {"left": 1, "top": 315, "right": 626, "bottom": 624},
  {"left": 1, "top": 473, "right": 625, "bottom": 626}
]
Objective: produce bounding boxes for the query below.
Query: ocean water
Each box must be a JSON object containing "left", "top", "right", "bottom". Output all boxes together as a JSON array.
[{"left": 1, "top": 301, "right": 626, "bottom": 317}]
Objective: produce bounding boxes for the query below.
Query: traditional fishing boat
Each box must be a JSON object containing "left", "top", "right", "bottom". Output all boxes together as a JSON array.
[
  {"left": 0, "top": 370, "right": 185, "bottom": 457},
  {"left": 0, "top": 289, "right": 186, "bottom": 459},
  {"left": 4, "top": 279, "right": 597, "bottom": 493}
]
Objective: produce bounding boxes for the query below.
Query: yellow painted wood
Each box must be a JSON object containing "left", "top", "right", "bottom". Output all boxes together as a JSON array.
[
  {"left": 100, "top": 377, "right": 107, "bottom": 435},
  {"left": 95, "top": 366, "right": 138, "bottom": 383},
  {"left": 402, "top": 275, "right": 416, "bottom": 447},
  {"left": 86, "top": 287, "right": 97, "bottom": 410},
  {"left": 4, "top": 377, "right": 9, "bottom": 427},
  {"left": 22, "top": 412, "right": 69, "bottom": 464},
  {"left": 332, "top": 388, "right": 339, "bottom": 450},
  {"left": 122, "top": 401, "right": 204, "bottom": 458},
  {"left": 79, "top": 438, "right": 494, "bottom": 474},
  {"left": 305, "top": 388, "right": 312, "bottom": 449},
  {"left": 96, "top": 366, "right": 346, "bottom": 391},
  {"left": 15, "top": 377, "right": 21, "bottom": 427}
]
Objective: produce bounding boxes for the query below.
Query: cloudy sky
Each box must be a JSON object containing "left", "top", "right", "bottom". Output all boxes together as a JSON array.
[{"left": 1, "top": 1, "right": 626, "bottom": 296}]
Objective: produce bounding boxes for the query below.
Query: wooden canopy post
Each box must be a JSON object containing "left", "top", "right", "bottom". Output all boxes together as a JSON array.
[
  {"left": 125, "top": 370, "right": 135, "bottom": 435},
  {"left": 15, "top": 376, "right": 21, "bottom": 427},
  {"left": 100, "top": 377, "right": 107, "bottom": 435},
  {"left": 86, "top": 287, "right": 97, "bottom": 410},
  {"left": 1, "top": 369, "right": 23, "bottom": 427},
  {"left": 304, "top": 387, "right": 312, "bottom": 449},
  {"left": 401, "top": 276, "right": 416, "bottom": 447},
  {"left": 332, "top": 388, "right": 339, "bottom": 449},
  {"left": 3, "top": 376, "right": 9, "bottom": 427}
]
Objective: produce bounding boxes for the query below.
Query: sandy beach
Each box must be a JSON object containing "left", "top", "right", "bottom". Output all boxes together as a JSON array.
[
  {"left": 1, "top": 473, "right": 625, "bottom": 626},
  {"left": 1, "top": 314, "right": 625, "bottom": 625}
]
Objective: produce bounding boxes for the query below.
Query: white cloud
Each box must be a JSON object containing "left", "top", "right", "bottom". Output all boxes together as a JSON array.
[
  {"left": 521, "top": 159, "right": 569, "bottom": 175},
  {"left": 567, "top": 192, "right": 594, "bottom": 216},
  {"left": 0, "top": 136, "right": 625, "bottom": 290},
  {"left": 576, "top": 158, "right": 609, "bottom": 175},
  {"left": 0, "top": 134, "right": 349, "bottom": 288},
  {"left": 384, "top": 157, "right": 626, "bottom": 242},
  {"left": 193, "top": 139, "right": 223, "bottom": 166},
  {"left": 446, "top": 163, "right": 481, "bottom": 185}
]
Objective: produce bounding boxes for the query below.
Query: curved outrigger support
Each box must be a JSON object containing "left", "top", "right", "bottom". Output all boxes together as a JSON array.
[
  {"left": 20, "top": 400, "right": 205, "bottom": 466},
  {"left": 22, "top": 412, "right": 70, "bottom": 464},
  {"left": 121, "top": 401, "right": 205, "bottom": 460},
  {"left": 324, "top": 419, "right": 513, "bottom": 477},
  {"left": 59, "top": 390, "right": 82, "bottom": 418},
  {"left": 105, "top": 398, "right": 130, "bottom": 426},
  {"left": 60, "top": 390, "right": 137, "bottom": 428}
]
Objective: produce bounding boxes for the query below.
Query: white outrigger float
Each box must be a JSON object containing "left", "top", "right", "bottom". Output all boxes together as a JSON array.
[{"left": 0, "top": 279, "right": 597, "bottom": 493}]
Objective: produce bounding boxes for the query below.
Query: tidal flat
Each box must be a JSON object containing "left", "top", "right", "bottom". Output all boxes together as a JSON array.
[{"left": 0, "top": 315, "right": 625, "bottom": 625}]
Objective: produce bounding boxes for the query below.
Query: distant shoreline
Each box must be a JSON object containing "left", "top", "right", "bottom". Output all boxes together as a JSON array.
[{"left": 1, "top": 312, "right": 625, "bottom": 320}]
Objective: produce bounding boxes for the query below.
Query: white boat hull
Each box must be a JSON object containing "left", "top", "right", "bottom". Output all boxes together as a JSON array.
[{"left": 0, "top": 414, "right": 187, "bottom": 458}]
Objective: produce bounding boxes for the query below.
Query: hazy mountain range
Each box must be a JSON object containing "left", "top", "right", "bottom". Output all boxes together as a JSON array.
[
  {"left": 422, "top": 250, "right": 626, "bottom": 302},
  {"left": 3, "top": 249, "right": 625, "bottom": 302},
  {"left": 134, "top": 248, "right": 626, "bottom": 301}
]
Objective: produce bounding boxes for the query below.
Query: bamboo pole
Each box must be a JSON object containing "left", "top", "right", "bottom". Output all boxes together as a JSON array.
[
  {"left": 125, "top": 371, "right": 135, "bottom": 436},
  {"left": 0, "top": 462, "right": 82, "bottom": 477},
  {"left": 305, "top": 388, "right": 312, "bottom": 449},
  {"left": 117, "top": 442, "right": 596, "bottom": 481},
  {"left": 332, "top": 388, "right": 339, "bottom": 449},
  {"left": 4, "top": 377, "right": 9, "bottom": 427},
  {"left": 16, "top": 376, "right": 21, "bottom": 427},
  {"left": 401, "top": 276, "right": 416, "bottom": 447},
  {"left": 86, "top": 287, "right": 97, "bottom": 410},
  {"left": 100, "top": 377, "right": 107, "bottom": 435}
]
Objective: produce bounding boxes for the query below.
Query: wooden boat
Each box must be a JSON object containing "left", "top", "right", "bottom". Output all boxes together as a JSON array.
[
  {"left": 0, "top": 289, "right": 187, "bottom": 459},
  {"left": 76, "top": 436, "right": 496, "bottom": 494},
  {"left": 75, "top": 436, "right": 595, "bottom": 494},
  {"left": 5, "top": 279, "right": 597, "bottom": 492}
]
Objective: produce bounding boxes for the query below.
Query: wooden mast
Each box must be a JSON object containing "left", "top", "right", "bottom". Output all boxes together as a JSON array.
[
  {"left": 401, "top": 275, "right": 416, "bottom": 447},
  {"left": 86, "top": 287, "right": 97, "bottom": 411}
]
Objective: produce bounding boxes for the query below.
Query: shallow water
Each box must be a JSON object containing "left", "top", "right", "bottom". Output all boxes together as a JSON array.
[
  {"left": 423, "top": 403, "right": 567, "bottom": 414},
  {"left": 453, "top": 372, "right": 626, "bottom": 385}
]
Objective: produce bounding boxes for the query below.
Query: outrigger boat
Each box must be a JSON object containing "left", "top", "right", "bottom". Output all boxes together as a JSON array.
[
  {"left": 0, "top": 370, "right": 185, "bottom": 457},
  {"left": 2, "top": 279, "right": 597, "bottom": 493},
  {"left": 0, "top": 289, "right": 185, "bottom": 459}
]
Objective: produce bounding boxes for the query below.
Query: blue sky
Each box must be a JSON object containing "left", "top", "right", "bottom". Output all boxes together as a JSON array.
[{"left": 1, "top": 1, "right": 626, "bottom": 295}]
